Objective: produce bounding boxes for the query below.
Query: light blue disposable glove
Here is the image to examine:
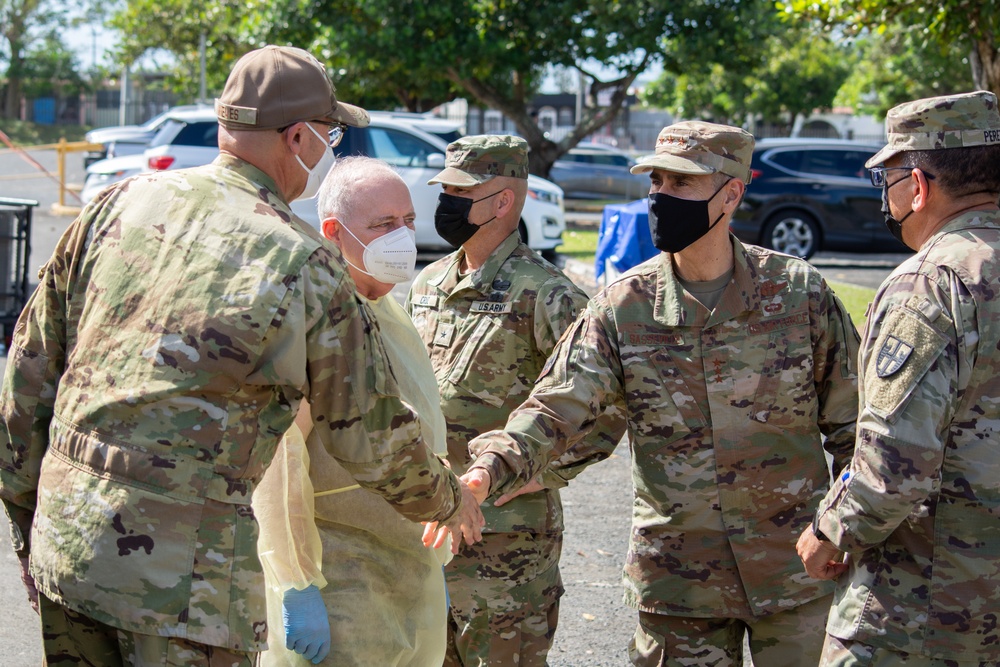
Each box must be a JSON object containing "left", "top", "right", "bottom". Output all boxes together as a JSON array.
[{"left": 282, "top": 585, "right": 331, "bottom": 664}]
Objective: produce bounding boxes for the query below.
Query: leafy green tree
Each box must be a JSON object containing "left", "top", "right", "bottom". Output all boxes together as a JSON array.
[
  {"left": 109, "top": 0, "right": 251, "bottom": 98},
  {"left": 833, "top": 29, "right": 973, "bottom": 117},
  {"left": 0, "top": 0, "right": 64, "bottom": 117},
  {"left": 20, "top": 31, "right": 85, "bottom": 97},
  {"left": 641, "top": 26, "right": 850, "bottom": 128},
  {"left": 779, "top": 0, "right": 1000, "bottom": 98}
]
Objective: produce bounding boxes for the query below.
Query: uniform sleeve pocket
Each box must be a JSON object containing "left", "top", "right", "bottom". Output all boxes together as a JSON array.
[{"left": 864, "top": 307, "right": 949, "bottom": 422}]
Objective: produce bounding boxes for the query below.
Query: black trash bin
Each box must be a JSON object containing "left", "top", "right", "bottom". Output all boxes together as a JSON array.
[{"left": 0, "top": 197, "right": 36, "bottom": 351}]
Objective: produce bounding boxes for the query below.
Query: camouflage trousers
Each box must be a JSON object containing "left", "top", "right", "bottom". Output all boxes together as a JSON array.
[
  {"left": 39, "top": 592, "right": 258, "bottom": 667},
  {"left": 444, "top": 531, "right": 564, "bottom": 667},
  {"left": 820, "top": 633, "right": 997, "bottom": 667},
  {"left": 628, "top": 593, "right": 832, "bottom": 667}
]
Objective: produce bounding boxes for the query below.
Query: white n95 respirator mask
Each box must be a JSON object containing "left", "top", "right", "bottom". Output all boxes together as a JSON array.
[{"left": 340, "top": 224, "right": 418, "bottom": 283}]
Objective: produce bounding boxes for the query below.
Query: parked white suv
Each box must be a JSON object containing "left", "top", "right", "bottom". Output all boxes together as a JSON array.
[
  {"left": 83, "top": 104, "right": 211, "bottom": 167},
  {"left": 82, "top": 110, "right": 566, "bottom": 256}
]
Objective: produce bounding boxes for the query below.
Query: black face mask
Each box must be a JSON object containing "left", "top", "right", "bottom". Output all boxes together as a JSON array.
[
  {"left": 881, "top": 175, "right": 913, "bottom": 248},
  {"left": 434, "top": 190, "right": 501, "bottom": 248},
  {"left": 648, "top": 179, "right": 730, "bottom": 254}
]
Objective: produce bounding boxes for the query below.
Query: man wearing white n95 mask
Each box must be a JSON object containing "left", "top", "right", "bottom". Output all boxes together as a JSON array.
[{"left": 255, "top": 156, "right": 454, "bottom": 666}]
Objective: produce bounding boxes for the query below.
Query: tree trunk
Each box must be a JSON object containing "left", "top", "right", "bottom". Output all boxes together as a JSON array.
[
  {"left": 971, "top": 39, "right": 1000, "bottom": 98},
  {"left": 2, "top": 76, "right": 21, "bottom": 120}
]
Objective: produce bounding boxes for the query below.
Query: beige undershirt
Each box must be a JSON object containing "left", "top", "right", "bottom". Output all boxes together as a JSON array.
[{"left": 677, "top": 267, "right": 733, "bottom": 311}]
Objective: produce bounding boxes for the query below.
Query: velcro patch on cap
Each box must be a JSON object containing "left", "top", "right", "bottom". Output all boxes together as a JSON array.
[
  {"left": 216, "top": 101, "right": 258, "bottom": 126},
  {"left": 864, "top": 306, "right": 949, "bottom": 422}
]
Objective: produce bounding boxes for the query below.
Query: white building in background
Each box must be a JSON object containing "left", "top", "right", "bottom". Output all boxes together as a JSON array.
[{"left": 790, "top": 107, "right": 885, "bottom": 143}]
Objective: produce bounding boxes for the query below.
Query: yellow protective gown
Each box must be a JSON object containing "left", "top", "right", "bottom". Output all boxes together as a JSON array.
[{"left": 255, "top": 294, "right": 451, "bottom": 667}]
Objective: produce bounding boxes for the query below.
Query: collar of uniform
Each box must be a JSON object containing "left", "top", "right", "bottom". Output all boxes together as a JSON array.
[
  {"left": 469, "top": 231, "right": 521, "bottom": 294},
  {"left": 931, "top": 207, "right": 1000, "bottom": 242},
  {"left": 652, "top": 236, "right": 759, "bottom": 327},
  {"left": 213, "top": 153, "right": 283, "bottom": 203},
  {"left": 431, "top": 230, "right": 521, "bottom": 295}
]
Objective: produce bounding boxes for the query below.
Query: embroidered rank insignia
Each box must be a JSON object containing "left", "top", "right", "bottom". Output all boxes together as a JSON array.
[
  {"left": 434, "top": 323, "right": 455, "bottom": 347},
  {"left": 876, "top": 335, "right": 914, "bottom": 378}
]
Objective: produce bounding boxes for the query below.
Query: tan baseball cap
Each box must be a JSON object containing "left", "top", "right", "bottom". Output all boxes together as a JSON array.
[
  {"left": 215, "top": 45, "right": 369, "bottom": 131},
  {"left": 428, "top": 135, "right": 529, "bottom": 187},
  {"left": 865, "top": 90, "right": 1000, "bottom": 167},
  {"left": 631, "top": 121, "right": 754, "bottom": 185}
]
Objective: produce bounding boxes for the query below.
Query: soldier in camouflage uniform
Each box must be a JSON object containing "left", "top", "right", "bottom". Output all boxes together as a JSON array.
[
  {"left": 408, "top": 135, "right": 619, "bottom": 666},
  {"left": 0, "top": 45, "right": 482, "bottom": 666},
  {"left": 463, "top": 121, "right": 861, "bottom": 666},
  {"left": 798, "top": 91, "right": 1000, "bottom": 666}
]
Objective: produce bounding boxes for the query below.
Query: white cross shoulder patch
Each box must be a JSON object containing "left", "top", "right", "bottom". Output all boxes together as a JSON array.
[{"left": 876, "top": 335, "right": 914, "bottom": 378}]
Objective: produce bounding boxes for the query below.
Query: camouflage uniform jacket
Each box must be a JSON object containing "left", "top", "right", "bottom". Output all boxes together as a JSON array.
[
  {"left": 470, "top": 238, "right": 860, "bottom": 617},
  {"left": 0, "top": 155, "right": 461, "bottom": 650},
  {"left": 815, "top": 211, "right": 1000, "bottom": 660},
  {"left": 407, "top": 231, "right": 603, "bottom": 533}
]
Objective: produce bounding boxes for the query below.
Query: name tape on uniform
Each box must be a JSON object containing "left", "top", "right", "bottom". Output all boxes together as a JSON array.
[
  {"left": 470, "top": 301, "right": 513, "bottom": 314},
  {"left": 410, "top": 294, "right": 439, "bottom": 308}
]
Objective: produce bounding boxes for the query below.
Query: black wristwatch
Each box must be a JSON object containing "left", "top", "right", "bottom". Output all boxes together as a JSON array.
[{"left": 812, "top": 518, "right": 831, "bottom": 542}]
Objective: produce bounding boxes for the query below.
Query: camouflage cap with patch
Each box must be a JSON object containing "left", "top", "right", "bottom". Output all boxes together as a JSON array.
[
  {"left": 631, "top": 121, "right": 754, "bottom": 185},
  {"left": 216, "top": 45, "right": 370, "bottom": 131},
  {"left": 428, "top": 135, "right": 529, "bottom": 187},
  {"left": 866, "top": 90, "right": 1000, "bottom": 168}
]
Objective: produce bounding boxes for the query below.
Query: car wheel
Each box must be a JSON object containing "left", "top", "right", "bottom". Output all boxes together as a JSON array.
[{"left": 761, "top": 211, "right": 821, "bottom": 259}]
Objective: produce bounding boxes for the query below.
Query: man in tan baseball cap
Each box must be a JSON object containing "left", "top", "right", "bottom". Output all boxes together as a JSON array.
[
  {"left": 216, "top": 45, "right": 369, "bottom": 131},
  {"left": 217, "top": 45, "right": 369, "bottom": 202},
  {"left": 461, "top": 118, "right": 860, "bottom": 666},
  {"left": 798, "top": 90, "right": 1000, "bottom": 667}
]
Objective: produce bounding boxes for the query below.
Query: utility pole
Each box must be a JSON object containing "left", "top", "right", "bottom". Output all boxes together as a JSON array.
[
  {"left": 199, "top": 33, "right": 207, "bottom": 104},
  {"left": 119, "top": 66, "right": 129, "bottom": 126}
]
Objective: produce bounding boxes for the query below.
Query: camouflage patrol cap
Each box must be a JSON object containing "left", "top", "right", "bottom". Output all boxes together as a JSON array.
[
  {"left": 428, "top": 135, "right": 529, "bottom": 187},
  {"left": 866, "top": 90, "right": 1000, "bottom": 167},
  {"left": 631, "top": 121, "right": 754, "bottom": 185},
  {"left": 216, "top": 45, "right": 369, "bottom": 131}
]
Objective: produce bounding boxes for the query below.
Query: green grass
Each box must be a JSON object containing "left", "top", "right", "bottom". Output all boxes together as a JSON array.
[
  {"left": 557, "top": 228, "right": 599, "bottom": 266},
  {"left": 828, "top": 281, "right": 876, "bottom": 329},
  {"left": 0, "top": 120, "right": 89, "bottom": 146}
]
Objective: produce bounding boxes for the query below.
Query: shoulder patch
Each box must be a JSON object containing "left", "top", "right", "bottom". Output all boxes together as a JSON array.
[
  {"left": 875, "top": 335, "right": 914, "bottom": 378},
  {"left": 864, "top": 305, "right": 950, "bottom": 422}
]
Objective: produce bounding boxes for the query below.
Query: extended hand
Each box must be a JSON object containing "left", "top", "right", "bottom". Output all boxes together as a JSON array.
[
  {"left": 494, "top": 475, "right": 545, "bottom": 506},
  {"left": 422, "top": 470, "right": 490, "bottom": 552},
  {"left": 282, "top": 585, "right": 331, "bottom": 664},
  {"left": 796, "top": 526, "right": 850, "bottom": 580}
]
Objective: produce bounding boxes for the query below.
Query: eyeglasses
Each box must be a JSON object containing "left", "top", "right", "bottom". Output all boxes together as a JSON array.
[
  {"left": 277, "top": 120, "right": 346, "bottom": 148},
  {"left": 868, "top": 166, "right": 935, "bottom": 187}
]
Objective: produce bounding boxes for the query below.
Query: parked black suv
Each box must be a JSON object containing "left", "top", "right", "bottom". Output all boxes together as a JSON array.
[{"left": 730, "top": 138, "right": 908, "bottom": 259}]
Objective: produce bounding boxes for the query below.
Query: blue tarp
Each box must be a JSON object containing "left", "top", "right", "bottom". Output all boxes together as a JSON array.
[{"left": 594, "top": 198, "right": 658, "bottom": 279}]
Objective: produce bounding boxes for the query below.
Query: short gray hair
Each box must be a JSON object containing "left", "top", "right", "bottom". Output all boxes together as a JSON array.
[{"left": 316, "top": 156, "right": 405, "bottom": 224}]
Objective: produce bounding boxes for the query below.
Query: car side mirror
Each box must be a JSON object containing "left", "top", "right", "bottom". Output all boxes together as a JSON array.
[{"left": 426, "top": 153, "right": 446, "bottom": 169}]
